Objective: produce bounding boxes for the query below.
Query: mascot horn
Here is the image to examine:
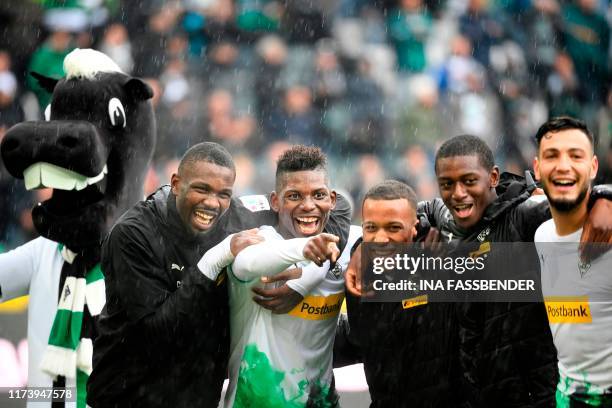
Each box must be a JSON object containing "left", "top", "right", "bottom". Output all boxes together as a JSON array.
[{"left": 0, "top": 48, "right": 156, "bottom": 407}]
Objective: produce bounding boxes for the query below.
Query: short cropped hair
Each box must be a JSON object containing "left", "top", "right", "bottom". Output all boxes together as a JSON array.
[
  {"left": 363, "top": 180, "right": 418, "bottom": 210},
  {"left": 178, "top": 142, "right": 235, "bottom": 175},
  {"left": 435, "top": 135, "right": 494, "bottom": 173},
  {"left": 534, "top": 116, "right": 594, "bottom": 148},
  {"left": 275, "top": 145, "right": 328, "bottom": 190}
]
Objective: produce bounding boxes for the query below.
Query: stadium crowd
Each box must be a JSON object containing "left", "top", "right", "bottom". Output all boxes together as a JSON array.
[{"left": 0, "top": 0, "right": 610, "bottom": 250}]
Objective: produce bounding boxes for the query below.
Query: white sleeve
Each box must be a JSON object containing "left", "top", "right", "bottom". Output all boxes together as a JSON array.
[
  {"left": 232, "top": 237, "right": 310, "bottom": 282},
  {"left": 197, "top": 235, "right": 235, "bottom": 281},
  {"left": 286, "top": 262, "right": 329, "bottom": 297},
  {"left": 0, "top": 240, "right": 38, "bottom": 302}
]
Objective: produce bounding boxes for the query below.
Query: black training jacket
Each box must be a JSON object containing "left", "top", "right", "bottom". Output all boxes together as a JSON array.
[
  {"left": 88, "top": 186, "right": 352, "bottom": 407},
  {"left": 429, "top": 173, "right": 558, "bottom": 408}
]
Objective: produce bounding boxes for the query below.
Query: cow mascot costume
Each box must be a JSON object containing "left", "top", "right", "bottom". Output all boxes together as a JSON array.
[{"left": 0, "top": 49, "right": 156, "bottom": 407}]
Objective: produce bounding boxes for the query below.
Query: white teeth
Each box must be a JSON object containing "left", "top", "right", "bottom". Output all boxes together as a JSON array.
[
  {"left": 195, "top": 212, "right": 214, "bottom": 224},
  {"left": 297, "top": 217, "right": 318, "bottom": 223},
  {"left": 195, "top": 212, "right": 213, "bottom": 220},
  {"left": 23, "top": 162, "right": 107, "bottom": 191}
]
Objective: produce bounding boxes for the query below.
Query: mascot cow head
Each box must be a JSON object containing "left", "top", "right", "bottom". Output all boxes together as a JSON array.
[{"left": 0, "top": 49, "right": 156, "bottom": 249}]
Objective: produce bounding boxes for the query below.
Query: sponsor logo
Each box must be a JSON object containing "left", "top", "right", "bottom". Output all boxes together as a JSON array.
[
  {"left": 545, "top": 297, "right": 592, "bottom": 324},
  {"left": 477, "top": 227, "right": 491, "bottom": 242},
  {"left": 171, "top": 263, "right": 184, "bottom": 271},
  {"left": 289, "top": 292, "right": 344, "bottom": 320},
  {"left": 402, "top": 295, "right": 428, "bottom": 310},
  {"left": 469, "top": 241, "right": 490, "bottom": 259}
]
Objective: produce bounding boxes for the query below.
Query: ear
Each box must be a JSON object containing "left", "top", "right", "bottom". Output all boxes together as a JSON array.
[
  {"left": 590, "top": 155, "right": 599, "bottom": 181},
  {"left": 30, "top": 72, "right": 59, "bottom": 93},
  {"left": 410, "top": 219, "right": 418, "bottom": 242},
  {"left": 124, "top": 78, "right": 154, "bottom": 101},
  {"left": 330, "top": 190, "right": 337, "bottom": 209},
  {"left": 270, "top": 191, "right": 280, "bottom": 212},
  {"left": 489, "top": 165, "right": 500, "bottom": 188},
  {"left": 533, "top": 156, "right": 541, "bottom": 181},
  {"left": 171, "top": 173, "right": 180, "bottom": 195}
]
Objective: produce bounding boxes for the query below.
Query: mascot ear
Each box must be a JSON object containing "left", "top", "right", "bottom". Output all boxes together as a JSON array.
[
  {"left": 31, "top": 72, "right": 59, "bottom": 93},
  {"left": 124, "top": 78, "right": 154, "bottom": 101}
]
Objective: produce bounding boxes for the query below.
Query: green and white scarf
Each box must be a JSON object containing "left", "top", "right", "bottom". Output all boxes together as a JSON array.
[{"left": 40, "top": 244, "right": 106, "bottom": 407}]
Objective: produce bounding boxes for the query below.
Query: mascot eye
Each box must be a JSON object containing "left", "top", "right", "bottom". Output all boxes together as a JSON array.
[
  {"left": 108, "top": 97, "right": 126, "bottom": 128},
  {"left": 44, "top": 104, "right": 51, "bottom": 121}
]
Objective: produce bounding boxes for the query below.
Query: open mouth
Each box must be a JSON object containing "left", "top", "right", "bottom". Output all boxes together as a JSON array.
[
  {"left": 551, "top": 179, "right": 576, "bottom": 191},
  {"left": 23, "top": 162, "right": 108, "bottom": 216},
  {"left": 193, "top": 209, "right": 217, "bottom": 229},
  {"left": 295, "top": 216, "right": 321, "bottom": 236},
  {"left": 452, "top": 203, "right": 474, "bottom": 220}
]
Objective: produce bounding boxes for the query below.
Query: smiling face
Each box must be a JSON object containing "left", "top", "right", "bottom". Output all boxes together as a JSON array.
[
  {"left": 271, "top": 169, "right": 336, "bottom": 238},
  {"left": 436, "top": 155, "right": 499, "bottom": 229},
  {"left": 362, "top": 198, "right": 417, "bottom": 243},
  {"left": 534, "top": 128, "right": 597, "bottom": 212},
  {"left": 171, "top": 160, "right": 235, "bottom": 234}
]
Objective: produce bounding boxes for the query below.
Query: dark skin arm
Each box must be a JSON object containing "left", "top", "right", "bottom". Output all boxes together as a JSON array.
[
  {"left": 580, "top": 199, "right": 612, "bottom": 263},
  {"left": 252, "top": 268, "right": 304, "bottom": 313},
  {"left": 253, "top": 233, "right": 340, "bottom": 313}
]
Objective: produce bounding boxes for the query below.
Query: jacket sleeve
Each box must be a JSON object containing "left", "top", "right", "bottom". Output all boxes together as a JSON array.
[
  {"left": 325, "top": 193, "right": 352, "bottom": 253},
  {"left": 232, "top": 237, "right": 321, "bottom": 281},
  {"left": 0, "top": 238, "right": 39, "bottom": 301},
  {"left": 512, "top": 196, "right": 551, "bottom": 241},
  {"left": 101, "top": 223, "right": 223, "bottom": 341}
]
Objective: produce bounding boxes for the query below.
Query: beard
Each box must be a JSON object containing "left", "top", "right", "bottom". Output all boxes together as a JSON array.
[{"left": 544, "top": 181, "right": 589, "bottom": 213}]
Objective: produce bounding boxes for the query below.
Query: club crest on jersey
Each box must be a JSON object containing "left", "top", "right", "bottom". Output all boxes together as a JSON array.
[
  {"left": 328, "top": 263, "right": 343, "bottom": 280},
  {"left": 578, "top": 260, "right": 591, "bottom": 278}
]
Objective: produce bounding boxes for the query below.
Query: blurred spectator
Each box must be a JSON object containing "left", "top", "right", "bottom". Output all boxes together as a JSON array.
[
  {"left": 26, "top": 30, "right": 74, "bottom": 110},
  {"left": 281, "top": 1, "right": 334, "bottom": 44},
  {"left": 459, "top": 0, "right": 504, "bottom": 66},
  {"left": 546, "top": 52, "right": 582, "bottom": 118},
  {"left": 98, "top": 22, "right": 134, "bottom": 74},
  {"left": 438, "top": 35, "right": 486, "bottom": 95},
  {"left": 132, "top": 4, "right": 180, "bottom": 78},
  {"left": 203, "top": 88, "right": 258, "bottom": 151},
  {"left": 265, "top": 85, "right": 328, "bottom": 146},
  {"left": 522, "top": 0, "right": 562, "bottom": 86},
  {"left": 338, "top": 57, "right": 387, "bottom": 154},
  {"left": 0, "top": 50, "right": 27, "bottom": 246},
  {"left": 395, "top": 74, "right": 444, "bottom": 151},
  {"left": 594, "top": 87, "right": 611, "bottom": 184},
  {"left": 448, "top": 67, "right": 501, "bottom": 147},
  {"left": 0, "top": 51, "right": 23, "bottom": 137},
  {"left": 561, "top": 0, "right": 610, "bottom": 106},
  {"left": 155, "top": 59, "right": 201, "bottom": 160},
  {"left": 347, "top": 154, "right": 386, "bottom": 211},
  {"left": 387, "top": 0, "right": 432, "bottom": 73},
  {"left": 201, "top": 40, "right": 256, "bottom": 113},
  {"left": 313, "top": 40, "right": 347, "bottom": 109},
  {"left": 394, "top": 144, "right": 437, "bottom": 199},
  {"left": 254, "top": 35, "right": 287, "bottom": 124},
  {"left": 235, "top": 0, "right": 281, "bottom": 33}
]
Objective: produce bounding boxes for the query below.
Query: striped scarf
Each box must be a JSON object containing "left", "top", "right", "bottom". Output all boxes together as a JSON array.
[{"left": 40, "top": 244, "right": 106, "bottom": 407}]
